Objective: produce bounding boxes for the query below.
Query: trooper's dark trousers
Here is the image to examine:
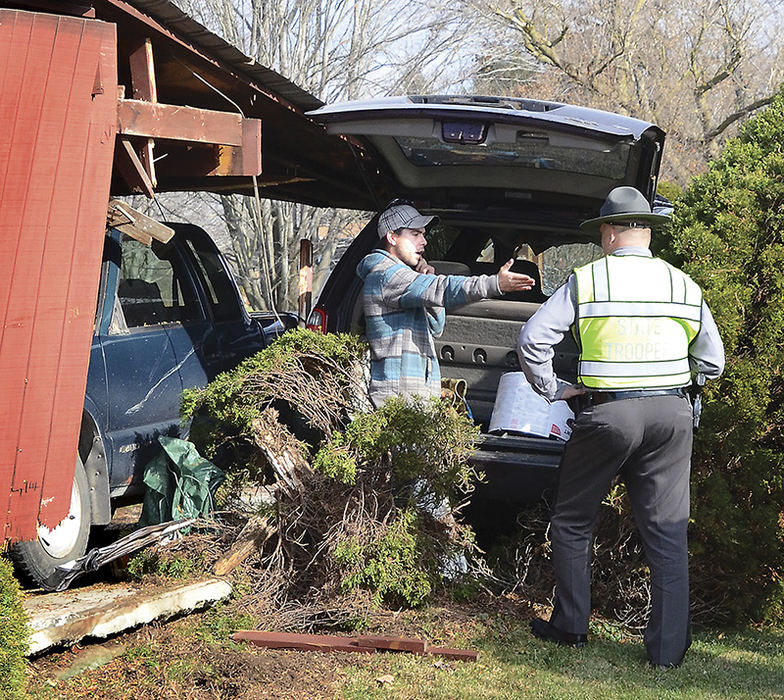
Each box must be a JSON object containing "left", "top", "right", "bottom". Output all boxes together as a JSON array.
[{"left": 548, "top": 394, "right": 693, "bottom": 667}]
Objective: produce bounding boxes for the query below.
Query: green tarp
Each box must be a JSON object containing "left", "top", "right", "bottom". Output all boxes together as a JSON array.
[{"left": 140, "top": 437, "right": 225, "bottom": 526}]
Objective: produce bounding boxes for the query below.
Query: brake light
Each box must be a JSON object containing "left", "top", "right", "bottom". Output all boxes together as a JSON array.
[{"left": 306, "top": 306, "right": 328, "bottom": 333}]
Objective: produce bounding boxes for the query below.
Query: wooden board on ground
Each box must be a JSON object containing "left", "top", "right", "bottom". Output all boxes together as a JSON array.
[{"left": 233, "top": 630, "right": 478, "bottom": 661}]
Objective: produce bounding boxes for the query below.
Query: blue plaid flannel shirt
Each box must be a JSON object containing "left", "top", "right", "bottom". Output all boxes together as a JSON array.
[{"left": 357, "top": 250, "right": 499, "bottom": 407}]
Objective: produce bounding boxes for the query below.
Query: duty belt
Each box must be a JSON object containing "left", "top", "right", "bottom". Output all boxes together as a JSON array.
[{"left": 588, "top": 387, "right": 687, "bottom": 405}]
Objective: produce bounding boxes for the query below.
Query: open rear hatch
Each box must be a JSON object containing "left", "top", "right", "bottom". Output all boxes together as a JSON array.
[{"left": 307, "top": 95, "right": 665, "bottom": 245}]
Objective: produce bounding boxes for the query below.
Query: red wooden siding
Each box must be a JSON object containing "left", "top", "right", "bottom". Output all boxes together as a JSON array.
[{"left": 0, "top": 10, "right": 118, "bottom": 541}]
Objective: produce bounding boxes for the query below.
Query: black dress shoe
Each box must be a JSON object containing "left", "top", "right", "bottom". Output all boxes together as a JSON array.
[{"left": 530, "top": 617, "right": 587, "bottom": 648}]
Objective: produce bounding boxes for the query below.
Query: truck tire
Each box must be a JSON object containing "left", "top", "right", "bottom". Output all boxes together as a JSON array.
[{"left": 11, "top": 457, "right": 91, "bottom": 590}]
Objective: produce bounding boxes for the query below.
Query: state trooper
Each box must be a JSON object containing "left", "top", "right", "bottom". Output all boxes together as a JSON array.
[{"left": 518, "top": 186, "right": 725, "bottom": 668}]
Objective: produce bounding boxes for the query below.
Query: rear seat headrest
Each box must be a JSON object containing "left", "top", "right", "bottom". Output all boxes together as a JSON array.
[{"left": 429, "top": 260, "right": 472, "bottom": 276}]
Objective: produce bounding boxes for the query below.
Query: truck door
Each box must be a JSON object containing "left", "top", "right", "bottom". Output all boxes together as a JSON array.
[
  {"left": 98, "top": 231, "right": 203, "bottom": 492},
  {"left": 176, "top": 224, "right": 266, "bottom": 379}
]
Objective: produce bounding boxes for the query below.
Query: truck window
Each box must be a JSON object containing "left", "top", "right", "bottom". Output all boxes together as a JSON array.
[
  {"left": 116, "top": 235, "right": 199, "bottom": 328},
  {"left": 183, "top": 237, "right": 242, "bottom": 323},
  {"left": 541, "top": 242, "right": 603, "bottom": 295}
]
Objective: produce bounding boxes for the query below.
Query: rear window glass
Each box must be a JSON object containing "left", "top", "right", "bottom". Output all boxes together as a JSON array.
[
  {"left": 184, "top": 237, "right": 242, "bottom": 323},
  {"left": 117, "top": 235, "right": 199, "bottom": 327},
  {"left": 394, "top": 134, "right": 630, "bottom": 179},
  {"left": 541, "top": 242, "right": 603, "bottom": 294},
  {"left": 423, "top": 222, "right": 461, "bottom": 260}
]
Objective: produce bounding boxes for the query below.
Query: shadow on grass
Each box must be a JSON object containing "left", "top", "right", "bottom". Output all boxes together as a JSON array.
[{"left": 471, "top": 614, "right": 784, "bottom": 698}]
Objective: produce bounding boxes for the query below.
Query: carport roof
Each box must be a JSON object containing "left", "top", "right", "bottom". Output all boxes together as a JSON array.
[
  {"left": 10, "top": 0, "right": 381, "bottom": 210},
  {"left": 119, "top": 0, "right": 323, "bottom": 112}
]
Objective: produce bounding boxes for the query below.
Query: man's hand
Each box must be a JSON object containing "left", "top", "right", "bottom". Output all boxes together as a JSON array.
[
  {"left": 415, "top": 257, "right": 435, "bottom": 275},
  {"left": 559, "top": 385, "right": 585, "bottom": 400},
  {"left": 498, "top": 259, "right": 535, "bottom": 293}
]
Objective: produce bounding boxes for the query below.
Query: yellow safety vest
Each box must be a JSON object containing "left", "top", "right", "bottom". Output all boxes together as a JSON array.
[{"left": 574, "top": 255, "right": 702, "bottom": 390}]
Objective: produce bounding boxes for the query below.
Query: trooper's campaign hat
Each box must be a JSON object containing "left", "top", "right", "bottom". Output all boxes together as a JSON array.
[{"left": 579, "top": 186, "right": 671, "bottom": 231}]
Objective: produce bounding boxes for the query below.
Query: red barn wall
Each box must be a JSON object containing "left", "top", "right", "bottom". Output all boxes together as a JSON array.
[{"left": 0, "top": 9, "right": 118, "bottom": 541}]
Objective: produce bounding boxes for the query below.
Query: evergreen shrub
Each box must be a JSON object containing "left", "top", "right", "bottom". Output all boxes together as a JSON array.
[
  {"left": 0, "top": 555, "right": 28, "bottom": 699},
  {"left": 183, "top": 329, "right": 479, "bottom": 611},
  {"left": 656, "top": 89, "right": 784, "bottom": 622}
]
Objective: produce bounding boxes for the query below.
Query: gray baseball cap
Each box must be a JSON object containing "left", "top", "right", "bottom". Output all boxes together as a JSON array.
[{"left": 377, "top": 201, "right": 438, "bottom": 238}]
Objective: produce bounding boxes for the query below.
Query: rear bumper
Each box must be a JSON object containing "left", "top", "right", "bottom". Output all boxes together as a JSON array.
[{"left": 469, "top": 433, "right": 564, "bottom": 505}]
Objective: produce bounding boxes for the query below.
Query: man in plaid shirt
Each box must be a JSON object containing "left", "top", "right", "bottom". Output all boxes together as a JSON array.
[{"left": 357, "top": 200, "right": 535, "bottom": 407}]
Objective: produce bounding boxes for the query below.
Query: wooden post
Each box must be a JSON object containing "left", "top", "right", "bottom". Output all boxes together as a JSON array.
[
  {"left": 298, "top": 238, "right": 313, "bottom": 326},
  {"left": 127, "top": 37, "right": 157, "bottom": 191}
]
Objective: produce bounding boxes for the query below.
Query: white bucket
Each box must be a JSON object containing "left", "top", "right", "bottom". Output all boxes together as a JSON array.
[{"left": 489, "top": 372, "right": 574, "bottom": 441}]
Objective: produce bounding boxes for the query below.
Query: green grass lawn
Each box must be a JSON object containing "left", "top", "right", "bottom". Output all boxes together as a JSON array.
[
  {"left": 28, "top": 601, "right": 784, "bottom": 699},
  {"left": 339, "top": 614, "right": 784, "bottom": 699}
]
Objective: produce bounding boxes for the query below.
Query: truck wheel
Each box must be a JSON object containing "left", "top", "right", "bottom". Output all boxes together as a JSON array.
[{"left": 11, "top": 457, "right": 91, "bottom": 590}]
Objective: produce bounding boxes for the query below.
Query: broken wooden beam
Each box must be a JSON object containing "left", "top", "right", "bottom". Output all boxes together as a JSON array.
[
  {"left": 114, "top": 138, "right": 156, "bottom": 198},
  {"left": 107, "top": 200, "right": 175, "bottom": 244},
  {"left": 213, "top": 515, "right": 274, "bottom": 576}
]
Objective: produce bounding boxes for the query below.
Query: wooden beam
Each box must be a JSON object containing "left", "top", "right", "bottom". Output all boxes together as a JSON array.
[
  {"left": 212, "top": 515, "right": 273, "bottom": 576},
  {"left": 128, "top": 38, "right": 157, "bottom": 102},
  {"left": 114, "top": 138, "right": 155, "bottom": 198},
  {"left": 208, "top": 117, "right": 262, "bottom": 176},
  {"left": 232, "top": 631, "right": 376, "bottom": 655},
  {"left": 107, "top": 200, "right": 174, "bottom": 245},
  {"left": 298, "top": 238, "right": 312, "bottom": 326},
  {"left": 118, "top": 100, "right": 255, "bottom": 146},
  {"left": 127, "top": 37, "right": 158, "bottom": 188},
  {"left": 232, "top": 631, "right": 479, "bottom": 661}
]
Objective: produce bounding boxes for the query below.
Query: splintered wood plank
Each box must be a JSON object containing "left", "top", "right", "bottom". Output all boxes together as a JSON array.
[
  {"left": 107, "top": 200, "right": 174, "bottom": 244},
  {"left": 232, "top": 631, "right": 376, "bottom": 655},
  {"left": 212, "top": 515, "right": 273, "bottom": 576},
  {"left": 114, "top": 138, "right": 155, "bottom": 198}
]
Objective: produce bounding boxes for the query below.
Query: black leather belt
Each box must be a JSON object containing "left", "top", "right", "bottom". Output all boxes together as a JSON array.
[{"left": 589, "top": 387, "right": 687, "bottom": 405}]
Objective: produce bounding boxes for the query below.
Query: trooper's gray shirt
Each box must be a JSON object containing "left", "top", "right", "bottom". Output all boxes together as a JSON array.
[{"left": 518, "top": 247, "right": 726, "bottom": 400}]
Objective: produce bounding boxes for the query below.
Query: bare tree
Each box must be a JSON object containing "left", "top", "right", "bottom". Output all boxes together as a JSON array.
[
  {"left": 460, "top": 0, "right": 784, "bottom": 181},
  {"left": 170, "top": 0, "right": 469, "bottom": 311}
]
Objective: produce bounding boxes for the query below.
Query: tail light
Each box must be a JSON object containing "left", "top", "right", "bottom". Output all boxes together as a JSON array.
[{"left": 306, "top": 306, "right": 328, "bottom": 333}]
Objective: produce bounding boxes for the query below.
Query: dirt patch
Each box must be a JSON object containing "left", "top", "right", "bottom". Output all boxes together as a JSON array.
[
  {"left": 27, "top": 593, "right": 527, "bottom": 699},
  {"left": 28, "top": 604, "right": 372, "bottom": 700}
]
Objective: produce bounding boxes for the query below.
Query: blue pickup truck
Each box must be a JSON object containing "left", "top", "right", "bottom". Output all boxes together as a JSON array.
[{"left": 12, "top": 223, "right": 295, "bottom": 589}]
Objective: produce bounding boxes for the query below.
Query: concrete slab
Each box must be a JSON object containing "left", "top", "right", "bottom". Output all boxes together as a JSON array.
[{"left": 23, "top": 578, "right": 233, "bottom": 655}]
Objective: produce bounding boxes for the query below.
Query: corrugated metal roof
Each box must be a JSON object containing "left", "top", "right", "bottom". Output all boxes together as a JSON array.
[{"left": 123, "top": 0, "right": 324, "bottom": 112}]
